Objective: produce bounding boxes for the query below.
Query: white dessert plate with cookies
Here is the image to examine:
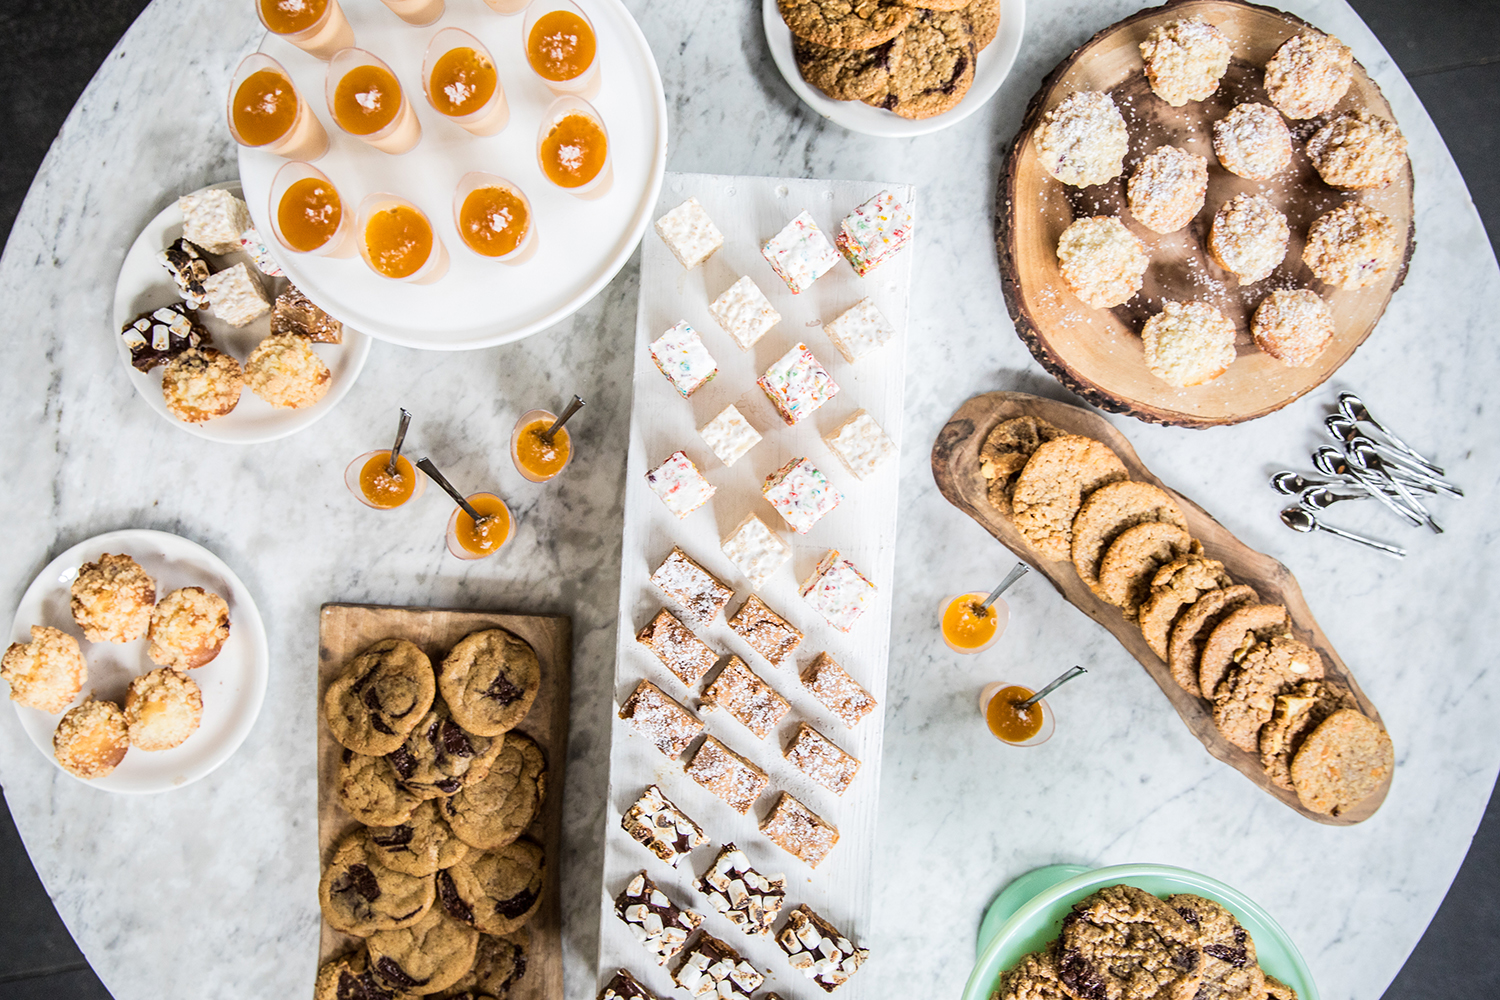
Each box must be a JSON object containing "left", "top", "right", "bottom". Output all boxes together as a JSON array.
[
  {"left": 112, "top": 182, "right": 371, "bottom": 444},
  {"left": 7, "top": 529, "right": 270, "bottom": 794}
]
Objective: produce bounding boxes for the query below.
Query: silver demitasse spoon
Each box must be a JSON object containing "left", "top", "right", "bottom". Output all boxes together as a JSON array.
[
  {"left": 1337, "top": 392, "right": 1445, "bottom": 474},
  {"left": 1281, "top": 508, "right": 1407, "bottom": 559},
  {"left": 1297, "top": 485, "right": 1371, "bottom": 512},
  {"left": 1311, "top": 447, "right": 1423, "bottom": 526}
]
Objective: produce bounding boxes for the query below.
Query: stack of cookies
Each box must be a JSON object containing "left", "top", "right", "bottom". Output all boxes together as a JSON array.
[
  {"left": 317, "top": 629, "right": 545, "bottom": 998},
  {"left": 779, "top": 0, "right": 1001, "bottom": 119},
  {"left": 979, "top": 415, "right": 1393, "bottom": 818}
]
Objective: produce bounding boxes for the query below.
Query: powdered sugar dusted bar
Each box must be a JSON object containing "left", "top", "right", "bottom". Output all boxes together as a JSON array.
[
  {"left": 180, "top": 188, "right": 252, "bottom": 255},
  {"left": 762, "top": 210, "right": 840, "bottom": 294},
  {"left": 672, "top": 933, "right": 764, "bottom": 999},
  {"left": 763, "top": 457, "right": 841, "bottom": 534},
  {"left": 699, "top": 404, "right": 761, "bottom": 468},
  {"left": 777, "top": 905, "right": 869, "bottom": 991},
  {"left": 599, "top": 968, "right": 661, "bottom": 1000},
  {"left": 621, "top": 784, "right": 706, "bottom": 866},
  {"left": 203, "top": 262, "right": 269, "bottom": 327},
  {"left": 760, "top": 792, "right": 838, "bottom": 868},
  {"left": 615, "top": 870, "right": 703, "bottom": 964},
  {"left": 650, "top": 547, "right": 733, "bottom": 626},
  {"left": 700, "top": 657, "right": 790, "bottom": 740},
  {"left": 697, "top": 843, "right": 787, "bottom": 936},
  {"left": 728, "top": 595, "right": 802, "bottom": 667},
  {"left": 800, "top": 550, "right": 876, "bottom": 632},
  {"left": 721, "top": 514, "right": 791, "bottom": 589},
  {"left": 784, "top": 722, "right": 860, "bottom": 796},
  {"left": 823, "top": 297, "right": 895, "bottom": 364},
  {"left": 835, "top": 189, "right": 913, "bottom": 276},
  {"left": 646, "top": 450, "right": 715, "bottom": 518},
  {"left": 684, "top": 735, "right": 769, "bottom": 815},
  {"left": 710, "top": 276, "right": 780, "bottom": 350},
  {"left": 801, "top": 652, "right": 878, "bottom": 730},
  {"left": 655, "top": 197, "right": 723, "bottom": 269},
  {"left": 757, "top": 342, "right": 839, "bottom": 425},
  {"left": 636, "top": 608, "right": 718, "bottom": 687},
  {"left": 650, "top": 322, "right": 718, "bottom": 398},
  {"left": 618, "top": 679, "right": 703, "bottom": 758},
  {"left": 824, "top": 409, "right": 897, "bottom": 481}
]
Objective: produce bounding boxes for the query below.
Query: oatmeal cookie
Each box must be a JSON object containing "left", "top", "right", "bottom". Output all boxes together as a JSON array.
[
  {"left": 124, "top": 667, "right": 202, "bottom": 750},
  {"left": 998, "top": 943, "right": 1071, "bottom": 1000},
  {"left": 367, "top": 906, "right": 480, "bottom": 996},
  {"left": 1167, "top": 895, "right": 1264, "bottom": 1000},
  {"left": 1011, "top": 435, "right": 1129, "bottom": 562},
  {"left": 1307, "top": 111, "right": 1407, "bottom": 190},
  {"left": 1137, "top": 555, "right": 1233, "bottom": 662},
  {"left": 1212, "top": 104, "right": 1292, "bottom": 181},
  {"left": 367, "top": 799, "right": 472, "bottom": 878},
  {"left": 52, "top": 699, "right": 129, "bottom": 779},
  {"left": 1139, "top": 17, "right": 1232, "bottom": 107},
  {"left": 160, "top": 347, "right": 244, "bottom": 423},
  {"left": 1056, "top": 216, "right": 1149, "bottom": 309},
  {"left": 776, "top": 0, "right": 912, "bottom": 49},
  {"left": 442, "top": 730, "right": 546, "bottom": 851},
  {"left": 1289, "top": 708, "right": 1393, "bottom": 815},
  {"left": 1259, "top": 679, "right": 1359, "bottom": 790},
  {"left": 387, "top": 703, "right": 506, "bottom": 799},
  {"left": 319, "top": 828, "right": 436, "bottom": 935},
  {"left": 1303, "top": 203, "right": 1400, "bottom": 290},
  {"left": 1209, "top": 193, "right": 1289, "bottom": 285},
  {"left": 1197, "top": 603, "right": 1290, "bottom": 701},
  {"left": 1251, "top": 289, "right": 1335, "bottom": 368},
  {"left": 1211, "top": 636, "right": 1325, "bottom": 752},
  {"left": 1264, "top": 31, "right": 1353, "bottom": 120},
  {"left": 1127, "top": 145, "right": 1208, "bottom": 234},
  {"left": 794, "top": 34, "right": 904, "bottom": 101},
  {"left": 1142, "top": 301, "right": 1237, "bottom": 387},
  {"left": 979, "top": 415, "right": 1064, "bottom": 516},
  {"left": 1167, "top": 584, "right": 1258, "bottom": 697},
  {"left": 1264, "top": 974, "right": 1300, "bottom": 1000},
  {"left": 146, "top": 586, "right": 230, "bottom": 669},
  {"left": 439, "top": 629, "right": 541, "bottom": 738},
  {"left": 1035, "top": 91, "right": 1130, "bottom": 188},
  {"left": 966, "top": 0, "right": 1000, "bottom": 50},
  {"left": 325, "top": 638, "right": 437, "bottom": 756},
  {"left": 438, "top": 838, "right": 545, "bottom": 936},
  {"left": 861, "top": 9, "right": 975, "bottom": 120},
  {"left": 1070, "top": 481, "right": 1189, "bottom": 595},
  {"left": 1057, "top": 884, "right": 1203, "bottom": 1000},
  {"left": 3, "top": 625, "right": 86, "bottom": 713},
  {"left": 1096, "top": 522, "right": 1200, "bottom": 619},
  {"left": 244, "top": 333, "right": 331, "bottom": 409},
  {"left": 71, "top": 552, "right": 155, "bottom": 644},
  {"left": 340, "top": 747, "right": 426, "bottom": 827}
]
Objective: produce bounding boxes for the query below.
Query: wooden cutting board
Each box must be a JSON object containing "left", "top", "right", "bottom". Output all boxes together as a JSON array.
[
  {"left": 315, "top": 603, "right": 572, "bottom": 996},
  {"left": 931, "top": 391, "right": 1389, "bottom": 824}
]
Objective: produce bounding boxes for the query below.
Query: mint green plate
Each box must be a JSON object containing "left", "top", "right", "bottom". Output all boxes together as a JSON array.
[{"left": 963, "top": 864, "right": 1319, "bottom": 1000}]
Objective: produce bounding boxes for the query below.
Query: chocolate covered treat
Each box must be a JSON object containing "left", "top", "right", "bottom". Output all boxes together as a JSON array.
[
  {"left": 672, "top": 933, "right": 764, "bottom": 999},
  {"left": 120, "top": 302, "right": 211, "bottom": 372},
  {"left": 614, "top": 870, "right": 703, "bottom": 964},
  {"left": 272, "top": 285, "right": 343, "bottom": 343},
  {"left": 777, "top": 905, "right": 869, "bottom": 991},
  {"left": 621, "top": 784, "right": 707, "bottom": 866},
  {"left": 157, "top": 238, "right": 214, "bottom": 308},
  {"left": 697, "top": 843, "right": 786, "bottom": 936},
  {"left": 599, "top": 968, "right": 662, "bottom": 1000}
]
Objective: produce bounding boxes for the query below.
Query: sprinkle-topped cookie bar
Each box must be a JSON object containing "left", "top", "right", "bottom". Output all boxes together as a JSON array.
[
  {"left": 824, "top": 410, "right": 897, "bottom": 481},
  {"left": 823, "top": 298, "right": 895, "bottom": 364},
  {"left": 646, "top": 451, "right": 716, "bottom": 519},
  {"left": 637, "top": 608, "right": 719, "bottom": 687},
  {"left": 835, "top": 188, "right": 913, "bottom": 276},
  {"left": 697, "top": 843, "right": 787, "bottom": 936},
  {"left": 655, "top": 197, "right": 724, "bottom": 270},
  {"left": 701, "top": 656, "right": 790, "bottom": 740},
  {"left": 619, "top": 679, "right": 704, "bottom": 757},
  {"left": 761, "top": 210, "right": 840, "bottom": 294},
  {"left": 599, "top": 968, "right": 662, "bottom": 1000},
  {"left": 760, "top": 792, "right": 838, "bottom": 868},
  {"left": 710, "top": 276, "right": 781, "bottom": 350},
  {"left": 721, "top": 514, "right": 792, "bottom": 589},
  {"left": 651, "top": 547, "right": 734, "bottom": 626},
  {"left": 801, "top": 653, "right": 878, "bottom": 729},
  {"left": 757, "top": 342, "right": 839, "bottom": 426},
  {"left": 622, "top": 784, "right": 706, "bottom": 866},
  {"left": 729, "top": 595, "right": 803, "bottom": 667},
  {"left": 650, "top": 322, "right": 718, "bottom": 399},
  {"left": 699, "top": 405, "right": 761, "bottom": 468},
  {"left": 800, "top": 550, "right": 876, "bottom": 632},
  {"left": 763, "top": 458, "right": 841, "bottom": 534},
  {"left": 685, "top": 735, "right": 769, "bottom": 815},
  {"left": 615, "top": 870, "right": 704, "bottom": 965},
  {"left": 777, "top": 905, "right": 870, "bottom": 991},
  {"left": 784, "top": 722, "right": 860, "bottom": 796},
  {"left": 672, "top": 933, "right": 765, "bottom": 999}
]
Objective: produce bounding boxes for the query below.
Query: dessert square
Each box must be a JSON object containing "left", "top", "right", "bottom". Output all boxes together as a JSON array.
[
  {"left": 646, "top": 451, "right": 716, "bottom": 519},
  {"left": 619, "top": 679, "right": 704, "bottom": 757},
  {"left": 637, "top": 608, "right": 719, "bottom": 687},
  {"left": 655, "top": 196, "right": 723, "bottom": 269},
  {"left": 823, "top": 297, "right": 895, "bottom": 364},
  {"left": 179, "top": 188, "right": 251, "bottom": 254},
  {"left": 120, "top": 303, "right": 208, "bottom": 373},
  {"left": 672, "top": 932, "right": 765, "bottom": 999},
  {"left": 800, "top": 550, "right": 876, "bottom": 632},
  {"left": 824, "top": 409, "right": 898, "bottom": 481},
  {"left": 701, "top": 656, "right": 791, "bottom": 740},
  {"left": 757, "top": 342, "right": 839, "bottom": 426},
  {"left": 203, "top": 262, "right": 270, "bottom": 328},
  {"left": 651, "top": 547, "right": 734, "bottom": 626},
  {"left": 684, "top": 735, "right": 769, "bottom": 815},
  {"left": 599, "top": 968, "right": 662, "bottom": 1000},
  {"left": 710, "top": 276, "right": 781, "bottom": 350},
  {"left": 621, "top": 784, "right": 707, "bottom": 867},
  {"left": 761, "top": 211, "right": 839, "bottom": 294},
  {"left": 238, "top": 226, "right": 283, "bottom": 276},
  {"left": 763, "top": 458, "right": 841, "bottom": 534},
  {"left": 272, "top": 286, "right": 342, "bottom": 343},
  {"left": 777, "top": 905, "right": 870, "bottom": 992},
  {"left": 728, "top": 595, "right": 802, "bottom": 667},
  {"left": 697, "top": 843, "right": 787, "bottom": 937},
  {"left": 759, "top": 792, "right": 838, "bottom": 868},
  {"left": 650, "top": 321, "right": 718, "bottom": 399},
  {"left": 615, "top": 870, "right": 704, "bottom": 965},
  {"left": 721, "top": 514, "right": 792, "bottom": 589},
  {"left": 801, "top": 653, "right": 877, "bottom": 729},
  {"left": 835, "top": 188, "right": 913, "bottom": 277},
  {"left": 784, "top": 722, "right": 860, "bottom": 796},
  {"left": 157, "top": 237, "right": 212, "bottom": 308},
  {"left": 699, "top": 404, "right": 762, "bottom": 469}
]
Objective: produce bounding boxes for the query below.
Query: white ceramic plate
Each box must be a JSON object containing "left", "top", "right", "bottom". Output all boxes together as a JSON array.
[
  {"left": 237, "top": 0, "right": 668, "bottom": 350},
  {"left": 112, "top": 181, "right": 372, "bottom": 444},
  {"left": 762, "top": 0, "right": 1025, "bottom": 137},
  {"left": 8, "top": 529, "right": 270, "bottom": 794}
]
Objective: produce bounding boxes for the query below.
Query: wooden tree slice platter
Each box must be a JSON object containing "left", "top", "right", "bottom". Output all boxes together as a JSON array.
[
  {"left": 996, "top": 0, "right": 1415, "bottom": 427},
  {"left": 931, "top": 391, "right": 1390, "bottom": 824},
  {"left": 316, "top": 603, "right": 572, "bottom": 997}
]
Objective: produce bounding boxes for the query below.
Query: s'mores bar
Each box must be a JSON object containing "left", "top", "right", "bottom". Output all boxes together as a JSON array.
[
  {"left": 697, "top": 844, "right": 787, "bottom": 936},
  {"left": 835, "top": 189, "right": 913, "bottom": 276},
  {"left": 757, "top": 343, "right": 839, "bottom": 425},
  {"left": 615, "top": 871, "right": 703, "bottom": 965},
  {"left": 710, "top": 276, "right": 780, "bottom": 350},
  {"left": 619, "top": 679, "right": 704, "bottom": 757},
  {"left": 622, "top": 784, "right": 706, "bottom": 866},
  {"left": 650, "top": 322, "right": 718, "bottom": 399},
  {"left": 777, "top": 905, "right": 869, "bottom": 991},
  {"left": 685, "top": 735, "right": 769, "bottom": 814},
  {"left": 672, "top": 933, "right": 764, "bottom": 999},
  {"left": 646, "top": 451, "right": 716, "bottom": 518},
  {"left": 636, "top": 608, "right": 719, "bottom": 686},
  {"left": 823, "top": 298, "right": 895, "bottom": 364},
  {"left": 655, "top": 197, "right": 723, "bottom": 269},
  {"left": 801, "top": 653, "right": 877, "bottom": 729},
  {"left": 272, "top": 286, "right": 342, "bottom": 343},
  {"left": 120, "top": 303, "right": 209, "bottom": 372},
  {"left": 784, "top": 722, "right": 860, "bottom": 795},
  {"left": 179, "top": 188, "right": 252, "bottom": 254},
  {"left": 203, "top": 262, "right": 270, "bottom": 327},
  {"left": 763, "top": 458, "right": 841, "bottom": 534},
  {"left": 721, "top": 514, "right": 792, "bottom": 589},
  {"left": 701, "top": 657, "right": 790, "bottom": 740},
  {"left": 824, "top": 410, "right": 897, "bottom": 480},
  {"left": 651, "top": 547, "right": 734, "bottom": 626},
  {"left": 157, "top": 238, "right": 213, "bottom": 308},
  {"left": 762, "top": 211, "right": 840, "bottom": 294},
  {"left": 728, "top": 595, "right": 802, "bottom": 667},
  {"left": 760, "top": 792, "right": 838, "bottom": 868},
  {"left": 800, "top": 551, "right": 876, "bottom": 632},
  {"left": 699, "top": 405, "right": 761, "bottom": 468},
  {"left": 600, "top": 968, "right": 661, "bottom": 1000}
]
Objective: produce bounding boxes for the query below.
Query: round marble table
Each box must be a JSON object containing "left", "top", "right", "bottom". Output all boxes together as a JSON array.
[{"left": 1, "top": 0, "right": 1497, "bottom": 997}]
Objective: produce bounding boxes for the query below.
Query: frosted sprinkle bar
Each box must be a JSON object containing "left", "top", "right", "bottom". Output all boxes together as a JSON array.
[
  {"left": 763, "top": 458, "right": 841, "bottom": 534},
  {"left": 710, "top": 276, "right": 781, "bottom": 350},
  {"left": 618, "top": 679, "right": 704, "bottom": 757},
  {"left": 835, "top": 189, "right": 913, "bottom": 276},
  {"left": 761, "top": 211, "right": 840, "bottom": 294},
  {"left": 699, "top": 404, "right": 761, "bottom": 468},
  {"left": 654, "top": 196, "right": 723, "bottom": 269},
  {"left": 650, "top": 321, "right": 718, "bottom": 398},
  {"left": 824, "top": 410, "right": 897, "bottom": 481},
  {"left": 650, "top": 547, "right": 734, "bottom": 625},
  {"left": 823, "top": 297, "right": 894, "bottom": 364},
  {"left": 684, "top": 735, "right": 769, "bottom": 814},
  {"left": 759, "top": 792, "right": 838, "bottom": 868},
  {"left": 700, "top": 656, "right": 790, "bottom": 740},
  {"left": 646, "top": 450, "right": 716, "bottom": 518},
  {"left": 801, "top": 652, "right": 877, "bottom": 729},
  {"left": 800, "top": 550, "right": 876, "bottom": 632},
  {"left": 721, "top": 513, "right": 792, "bottom": 589},
  {"left": 758, "top": 342, "right": 839, "bottom": 425}
]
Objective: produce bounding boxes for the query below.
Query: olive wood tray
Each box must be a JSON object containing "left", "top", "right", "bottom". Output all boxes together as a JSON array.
[
  {"left": 315, "top": 603, "right": 572, "bottom": 997},
  {"left": 995, "top": 0, "right": 1414, "bottom": 427},
  {"left": 931, "top": 391, "right": 1389, "bottom": 824}
]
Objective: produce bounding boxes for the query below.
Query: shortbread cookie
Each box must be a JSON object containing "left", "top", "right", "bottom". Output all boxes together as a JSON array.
[
  {"left": 1167, "top": 584, "right": 1258, "bottom": 697},
  {"left": 439, "top": 837, "right": 545, "bottom": 935},
  {"left": 124, "top": 667, "right": 202, "bottom": 750},
  {"left": 339, "top": 748, "right": 425, "bottom": 827},
  {"left": 52, "top": 699, "right": 129, "bottom": 779},
  {"left": 160, "top": 347, "right": 244, "bottom": 423},
  {"left": 1307, "top": 111, "right": 1407, "bottom": 189},
  {"left": 794, "top": 34, "right": 903, "bottom": 101},
  {"left": 1212, "top": 636, "right": 1325, "bottom": 752},
  {"left": 1139, "top": 17, "right": 1232, "bottom": 106},
  {"left": 1259, "top": 679, "right": 1359, "bottom": 790},
  {"left": 388, "top": 703, "right": 506, "bottom": 799},
  {"left": 367, "top": 799, "right": 471, "bottom": 877},
  {"left": 1303, "top": 203, "right": 1401, "bottom": 290},
  {"left": 998, "top": 944, "right": 1071, "bottom": 1000},
  {"left": 777, "top": 0, "right": 912, "bottom": 49},
  {"left": 1209, "top": 193, "right": 1289, "bottom": 285},
  {"left": 325, "top": 638, "right": 436, "bottom": 756},
  {"left": 1167, "top": 894, "right": 1264, "bottom": 1000},
  {"left": 1096, "top": 522, "right": 1199, "bottom": 619},
  {"left": 1035, "top": 91, "right": 1129, "bottom": 188},
  {"left": 1264, "top": 31, "right": 1353, "bottom": 120},
  {"left": 1138, "top": 555, "right": 1232, "bottom": 661},
  {"left": 3, "top": 625, "right": 86, "bottom": 713},
  {"left": 319, "top": 829, "right": 435, "bottom": 935},
  {"left": 1252, "top": 289, "right": 1335, "bottom": 368},
  {"left": 367, "top": 906, "right": 479, "bottom": 996},
  {"left": 980, "top": 415, "right": 1065, "bottom": 516},
  {"left": 1070, "top": 481, "right": 1189, "bottom": 594},
  {"left": 147, "top": 586, "right": 230, "bottom": 669},
  {"left": 1289, "top": 709, "right": 1393, "bottom": 815},
  {"left": 439, "top": 628, "right": 541, "bottom": 738},
  {"left": 1011, "top": 435, "right": 1129, "bottom": 561},
  {"left": 1197, "top": 603, "right": 1290, "bottom": 700},
  {"left": 70, "top": 552, "right": 155, "bottom": 643},
  {"left": 861, "top": 9, "right": 975, "bottom": 120},
  {"left": 1057, "top": 884, "right": 1203, "bottom": 1000},
  {"left": 1128, "top": 145, "right": 1208, "bottom": 234},
  {"left": 1056, "top": 216, "right": 1149, "bottom": 309},
  {"left": 443, "top": 730, "right": 546, "bottom": 851},
  {"left": 1212, "top": 103, "right": 1292, "bottom": 181},
  {"left": 1142, "top": 300, "right": 1237, "bottom": 387}
]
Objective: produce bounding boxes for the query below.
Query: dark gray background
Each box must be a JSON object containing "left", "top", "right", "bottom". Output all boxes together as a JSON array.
[{"left": 0, "top": 0, "right": 1495, "bottom": 997}]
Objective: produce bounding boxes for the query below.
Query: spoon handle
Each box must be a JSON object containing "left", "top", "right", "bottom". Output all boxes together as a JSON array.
[
  {"left": 978, "top": 562, "right": 1029, "bottom": 611},
  {"left": 1021, "top": 666, "right": 1087, "bottom": 709},
  {"left": 415, "top": 458, "right": 484, "bottom": 522},
  {"left": 1339, "top": 459, "right": 1424, "bottom": 526},
  {"left": 542, "top": 395, "right": 585, "bottom": 444},
  {"left": 388, "top": 408, "right": 412, "bottom": 477},
  {"left": 1315, "top": 521, "right": 1407, "bottom": 559}
]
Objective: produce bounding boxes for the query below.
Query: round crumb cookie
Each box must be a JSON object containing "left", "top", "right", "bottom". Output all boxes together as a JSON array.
[
  {"left": 1010, "top": 435, "right": 1129, "bottom": 562},
  {"left": 1056, "top": 216, "right": 1149, "bottom": 309},
  {"left": 998, "top": 943, "right": 1071, "bottom": 1000},
  {"left": 1127, "top": 145, "right": 1208, "bottom": 234},
  {"left": 339, "top": 748, "right": 426, "bottom": 827},
  {"left": 776, "top": 0, "right": 913, "bottom": 50},
  {"left": 442, "top": 731, "right": 547, "bottom": 851},
  {"left": 1264, "top": 31, "right": 1353, "bottom": 120},
  {"left": 146, "top": 586, "right": 230, "bottom": 669},
  {"left": 1138, "top": 17, "right": 1232, "bottom": 107},
  {"left": 1212, "top": 103, "right": 1292, "bottom": 180},
  {"left": 1096, "top": 521, "right": 1199, "bottom": 620},
  {"left": 1303, "top": 203, "right": 1401, "bottom": 289},
  {"left": 1167, "top": 584, "right": 1258, "bottom": 697},
  {"left": 1307, "top": 111, "right": 1408, "bottom": 190},
  {"left": 965, "top": 0, "right": 1000, "bottom": 50},
  {"left": 1289, "top": 708, "right": 1393, "bottom": 815},
  {"left": 160, "top": 347, "right": 244, "bottom": 424},
  {"left": 1264, "top": 974, "right": 1300, "bottom": 1000},
  {"left": 244, "top": 333, "right": 331, "bottom": 409},
  {"left": 70, "top": 552, "right": 155, "bottom": 644},
  {"left": 439, "top": 629, "right": 541, "bottom": 738},
  {"left": 368, "top": 800, "right": 471, "bottom": 878},
  {"left": 325, "top": 638, "right": 437, "bottom": 756},
  {"left": 437, "top": 838, "right": 546, "bottom": 936},
  {"left": 1209, "top": 193, "right": 1289, "bottom": 285},
  {"left": 1197, "top": 603, "right": 1290, "bottom": 701},
  {"left": 52, "top": 699, "right": 129, "bottom": 779},
  {"left": 793, "top": 34, "right": 904, "bottom": 101},
  {"left": 1057, "top": 884, "right": 1204, "bottom": 1000},
  {"left": 1141, "top": 301, "right": 1238, "bottom": 388},
  {"left": 321, "top": 829, "right": 436, "bottom": 936},
  {"left": 124, "top": 666, "right": 203, "bottom": 750},
  {"left": 2, "top": 625, "right": 86, "bottom": 713},
  {"left": 1166, "top": 894, "right": 1265, "bottom": 1000},
  {"left": 979, "top": 415, "right": 1065, "bottom": 516},
  {"left": 1211, "top": 635, "right": 1324, "bottom": 753},
  {"left": 1069, "top": 481, "right": 1189, "bottom": 595},
  {"left": 859, "top": 8, "right": 975, "bottom": 120},
  {"left": 1137, "top": 555, "right": 1233, "bottom": 663},
  {"left": 368, "top": 906, "right": 479, "bottom": 997},
  {"left": 1034, "top": 91, "right": 1129, "bottom": 188},
  {"left": 1251, "top": 289, "right": 1335, "bottom": 368},
  {"left": 387, "top": 703, "right": 507, "bottom": 799},
  {"left": 1260, "top": 680, "right": 1359, "bottom": 791}
]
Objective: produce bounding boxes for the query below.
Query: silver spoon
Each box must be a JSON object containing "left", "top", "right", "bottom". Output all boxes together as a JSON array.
[
  {"left": 387, "top": 408, "right": 412, "bottom": 477},
  {"left": 978, "top": 562, "right": 1030, "bottom": 612},
  {"left": 1329, "top": 416, "right": 1451, "bottom": 483},
  {"left": 1316, "top": 446, "right": 1445, "bottom": 496},
  {"left": 1281, "top": 508, "right": 1407, "bottom": 559},
  {"left": 541, "top": 395, "right": 585, "bottom": 445},
  {"left": 1020, "top": 665, "right": 1087, "bottom": 709},
  {"left": 1337, "top": 392, "right": 1445, "bottom": 474},
  {"left": 415, "top": 458, "right": 486, "bottom": 524},
  {"left": 1347, "top": 443, "right": 1442, "bottom": 533},
  {"left": 1297, "top": 485, "right": 1372, "bottom": 512},
  {"left": 1272, "top": 470, "right": 1355, "bottom": 496},
  {"left": 1312, "top": 447, "right": 1423, "bottom": 526}
]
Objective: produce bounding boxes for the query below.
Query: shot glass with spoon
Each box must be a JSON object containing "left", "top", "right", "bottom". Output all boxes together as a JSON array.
[{"left": 939, "top": 562, "right": 1029, "bottom": 654}]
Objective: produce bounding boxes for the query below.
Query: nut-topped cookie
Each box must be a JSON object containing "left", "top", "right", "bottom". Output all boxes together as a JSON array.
[
  {"left": 1057, "top": 884, "right": 1203, "bottom": 1000},
  {"left": 326, "top": 639, "right": 437, "bottom": 756},
  {"left": 1212, "top": 635, "right": 1325, "bottom": 753},
  {"left": 319, "top": 828, "right": 436, "bottom": 935},
  {"left": 776, "top": 0, "right": 913, "bottom": 50},
  {"left": 1167, "top": 585, "right": 1259, "bottom": 698},
  {"left": 1137, "top": 555, "right": 1232, "bottom": 662},
  {"left": 1011, "top": 435, "right": 1128, "bottom": 561},
  {"left": 1197, "top": 603, "right": 1291, "bottom": 701},
  {"left": 1096, "top": 522, "right": 1200, "bottom": 620},
  {"left": 439, "top": 628, "right": 541, "bottom": 738}
]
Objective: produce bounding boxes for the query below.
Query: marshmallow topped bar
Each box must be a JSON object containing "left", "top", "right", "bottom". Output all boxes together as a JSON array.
[
  {"left": 824, "top": 410, "right": 897, "bottom": 481},
  {"left": 672, "top": 933, "right": 764, "bottom": 999},
  {"left": 835, "top": 189, "right": 913, "bottom": 276},
  {"left": 646, "top": 451, "right": 715, "bottom": 518},
  {"left": 699, "top": 404, "right": 761, "bottom": 468},
  {"left": 757, "top": 342, "right": 839, "bottom": 425},
  {"left": 710, "top": 276, "right": 781, "bottom": 350},
  {"left": 615, "top": 870, "right": 703, "bottom": 965},
  {"left": 721, "top": 514, "right": 792, "bottom": 589},
  {"left": 697, "top": 844, "right": 787, "bottom": 936},
  {"left": 777, "top": 905, "right": 870, "bottom": 991},
  {"left": 761, "top": 211, "right": 840, "bottom": 294},
  {"left": 650, "top": 321, "right": 718, "bottom": 398},
  {"left": 823, "top": 297, "right": 895, "bottom": 364},
  {"left": 621, "top": 784, "right": 706, "bottom": 866},
  {"left": 599, "top": 968, "right": 662, "bottom": 1000},
  {"left": 655, "top": 197, "right": 724, "bottom": 269},
  {"left": 763, "top": 457, "right": 841, "bottom": 534},
  {"left": 157, "top": 238, "right": 213, "bottom": 308},
  {"left": 800, "top": 550, "right": 876, "bottom": 632}
]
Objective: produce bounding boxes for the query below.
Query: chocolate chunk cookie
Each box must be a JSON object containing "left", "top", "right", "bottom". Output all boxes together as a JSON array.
[
  {"left": 439, "top": 630, "right": 540, "bottom": 738},
  {"left": 861, "top": 9, "right": 975, "bottom": 119},
  {"left": 388, "top": 703, "right": 506, "bottom": 799},
  {"left": 1167, "top": 895, "right": 1264, "bottom": 1000},
  {"left": 794, "top": 34, "right": 904, "bottom": 101},
  {"left": 1197, "top": 604, "right": 1290, "bottom": 702},
  {"left": 439, "top": 838, "right": 546, "bottom": 936},
  {"left": 777, "top": 0, "right": 913, "bottom": 49},
  {"left": 1167, "top": 585, "right": 1258, "bottom": 698},
  {"left": 314, "top": 949, "right": 412, "bottom": 1000},
  {"left": 1212, "top": 636, "right": 1324, "bottom": 753},
  {"left": 1096, "top": 522, "right": 1200, "bottom": 620},
  {"left": 327, "top": 639, "right": 437, "bottom": 756},
  {"left": 980, "top": 415, "right": 1065, "bottom": 516},
  {"left": 965, "top": 0, "right": 1000, "bottom": 50},
  {"left": 368, "top": 906, "right": 480, "bottom": 997},
  {"left": 1289, "top": 709, "right": 1393, "bottom": 816},
  {"left": 340, "top": 748, "right": 426, "bottom": 827},
  {"left": 1070, "top": 481, "right": 1189, "bottom": 595},
  {"left": 998, "top": 942, "right": 1072, "bottom": 1000},
  {"left": 368, "top": 800, "right": 472, "bottom": 877},
  {"left": 320, "top": 829, "right": 436, "bottom": 936},
  {"left": 1137, "top": 555, "right": 1233, "bottom": 662},
  {"left": 472, "top": 929, "right": 529, "bottom": 995},
  {"left": 1259, "top": 680, "right": 1359, "bottom": 791},
  {"left": 1057, "top": 884, "right": 1203, "bottom": 1000},
  {"left": 1012, "top": 435, "right": 1129, "bottom": 561},
  {"left": 443, "top": 731, "right": 546, "bottom": 851}
]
